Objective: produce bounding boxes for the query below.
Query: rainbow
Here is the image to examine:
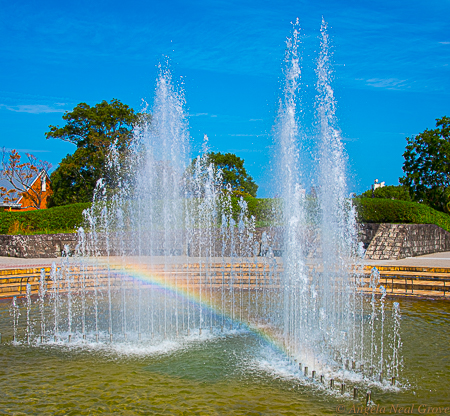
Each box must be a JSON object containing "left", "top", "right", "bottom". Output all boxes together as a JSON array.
[{"left": 90, "top": 258, "right": 290, "bottom": 358}]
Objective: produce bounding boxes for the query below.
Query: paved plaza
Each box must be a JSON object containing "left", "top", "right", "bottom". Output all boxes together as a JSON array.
[
  {"left": 1, "top": 251, "right": 450, "bottom": 270},
  {"left": 365, "top": 251, "right": 450, "bottom": 268}
]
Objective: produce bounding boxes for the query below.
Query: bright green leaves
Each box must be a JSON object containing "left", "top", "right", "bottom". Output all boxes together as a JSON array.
[
  {"left": 46, "top": 99, "right": 139, "bottom": 206},
  {"left": 400, "top": 116, "right": 450, "bottom": 212}
]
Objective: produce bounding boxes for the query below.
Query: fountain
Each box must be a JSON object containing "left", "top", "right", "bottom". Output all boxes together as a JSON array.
[
  {"left": 270, "top": 19, "right": 401, "bottom": 384},
  {"left": 2, "top": 21, "right": 431, "bottom": 414}
]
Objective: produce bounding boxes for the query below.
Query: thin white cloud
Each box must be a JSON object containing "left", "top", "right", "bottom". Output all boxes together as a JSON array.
[
  {"left": 187, "top": 112, "right": 221, "bottom": 118},
  {"left": 229, "top": 133, "right": 269, "bottom": 137},
  {"left": 226, "top": 148, "right": 264, "bottom": 153},
  {"left": 439, "top": 41, "right": 450, "bottom": 45},
  {"left": 365, "top": 78, "right": 409, "bottom": 89},
  {"left": 0, "top": 90, "right": 72, "bottom": 104},
  {"left": 188, "top": 112, "right": 209, "bottom": 117},
  {"left": 249, "top": 118, "right": 263, "bottom": 122},
  {"left": 0, "top": 104, "right": 66, "bottom": 114},
  {"left": 3, "top": 148, "right": 51, "bottom": 153}
]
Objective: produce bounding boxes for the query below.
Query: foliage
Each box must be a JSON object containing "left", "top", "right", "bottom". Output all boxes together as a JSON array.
[
  {"left": 8, "top": 196, "right": 449, "bottom": 235},
  {"left": 358, "top": 185, "right": 411, "bottom": 201},
  {"left": 46, "top": 99, "right": 139, "bottom": 206},
  {"left": 0, "top": 202, "right": 90, "bottom": 234},
  {"left": 400, "top": 116, "right": 450, "bottom": 212},
  {"left": 188, "top": 152, "right": 258, "bottom": 197},
  {"left": 229, "top": 196, "right": 275, "bottom": 225},
  {"left": 0, "top": 196, "right": 276, "bottom": 234},
  {"left": 0, "top": 149, "right": 52, "bottom": 209},
  {"left": 354, "top": 198, "right": 450, "bottom": 232}
]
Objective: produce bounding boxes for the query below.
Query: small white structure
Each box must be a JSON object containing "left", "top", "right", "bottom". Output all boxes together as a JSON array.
[{"left": 373, "top": 178, "right": 385, "bottom": 191}]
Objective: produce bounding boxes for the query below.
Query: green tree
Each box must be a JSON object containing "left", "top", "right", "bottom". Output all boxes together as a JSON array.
[
  {"left": 189, "top": 152, "right": 258, "bottom": 197},
  {"left": 46, "top": 99, "right": 139, "bottom": 206},
  {"left": 359, "top": 184, "right": 411, "bottom": 201},
  {"left": 400, "top": 116, "right": 450, "bottom": 212}
]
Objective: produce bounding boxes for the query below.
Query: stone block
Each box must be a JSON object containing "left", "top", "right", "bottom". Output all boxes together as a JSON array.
[{"left": 0, "top": 233, "right": 78, "bottom": 258}]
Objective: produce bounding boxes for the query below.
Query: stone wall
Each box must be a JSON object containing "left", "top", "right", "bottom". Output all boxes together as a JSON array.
[
  {"left": 2, "top": 224, "right": 450, "bottom": 260},
  {"left": 363, "top": 224, "right": 406, "bottom": 260},
  {"left": 358, "top": 223, "right": 381, "bottom": 249},
  {"left": 0, "top": 233, "right": 78, "bottom": 258},
  {"left": 362, "top": 223, "right": 450, "bottom": 260},
  {"left": 0, "top": 230, "right": 282, "bottom": 259}
]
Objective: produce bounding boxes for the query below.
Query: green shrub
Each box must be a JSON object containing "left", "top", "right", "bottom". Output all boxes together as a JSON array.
[
  {"left": 354, "top": 198, "right": 450, "bottom": 232},
  {"left": 358, "top": 185, "right": 411, "bottom": 201},
  {"left": 226, "top": 197, "right": 277, "bottom": 226},
  {"left": 243, "top": 197, "right": 276, "bottom": 223},
  {"left": 0, "top": 203, "right": 91, "bottom": 235},
  {"left": 5, "top": 198, "right": 449, "bottom": 236},
  {"left": 0, "top": 198, "right": 277, "bottom": 235}
]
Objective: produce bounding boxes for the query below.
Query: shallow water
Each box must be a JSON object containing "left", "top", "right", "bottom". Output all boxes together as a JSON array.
[{"left": 0, "top": 298, "right": 449, "bottom": 415}]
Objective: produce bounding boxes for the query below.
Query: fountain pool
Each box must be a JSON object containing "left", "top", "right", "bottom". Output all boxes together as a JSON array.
[{"left": 0, "top": 299, "right": 448, "bottom": 414}]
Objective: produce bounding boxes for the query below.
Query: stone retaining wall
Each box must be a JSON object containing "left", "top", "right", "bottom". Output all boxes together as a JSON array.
[
  {"left": 0, "top": 230, "right": 281, "bottom": 258},
  {"left": 2, "top": 224, "right": 450, "bottom": 260},
  {"left": 358, "top": 223, "right": 381, "bottom": 249},
  {"left": 0, "top": 233, "right": 78, "bottom": 258},
  {"left": 362, "top": 223, "right": 450, "bottom": 260}
]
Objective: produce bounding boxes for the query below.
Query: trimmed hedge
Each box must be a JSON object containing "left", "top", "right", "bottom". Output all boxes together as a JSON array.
[
  {"left": 358, "top": 185, "right": 411, "bottom": 201},
  {"left": 0, "top": 203, "right": 91, "bottom": 234},
  {"left": 5, "top": 197, "right": 448, "bottom": 236},
  {"left": 354, "top": 198, "right": 450, "bottom": 233},
  {"left": 0, "top": 198, "right": 275, "bottom": 235},
  {"left": 235, "top": 197, "right": 276, "bottom": 225}
]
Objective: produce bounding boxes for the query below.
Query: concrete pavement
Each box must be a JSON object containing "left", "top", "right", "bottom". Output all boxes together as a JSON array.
[
  {"left": 365, "top": 251, "right": 450, "bottom": 268},
  {"left": 2, "top": 251, "right": 450, "bottom": 270},
  {"left": 0, "top": 256, "right": 59, "bottom": 269}
]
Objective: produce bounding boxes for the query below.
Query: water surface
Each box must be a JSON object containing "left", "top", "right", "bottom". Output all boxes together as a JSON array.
[{"left": 0, "top": 299, "right": 448, "bottom": 415}]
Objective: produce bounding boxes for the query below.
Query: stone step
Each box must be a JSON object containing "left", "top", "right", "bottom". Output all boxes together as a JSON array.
[
  {"left": 364, "top": 264, "right": 450, "bottom": 274},
  {"left": 1, "top": 262, "right": 449, "bottom": 300}
]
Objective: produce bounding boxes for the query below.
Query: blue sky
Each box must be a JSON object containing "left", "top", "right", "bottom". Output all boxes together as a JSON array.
[{"left": 1, "top": 0, "right": 449, "bottom": 197}]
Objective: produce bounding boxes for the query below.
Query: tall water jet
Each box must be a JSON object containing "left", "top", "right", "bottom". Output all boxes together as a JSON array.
[
  {"left": 313, "top": 18, "right": 362, "bottom": 368},
  {"left": 132, "top": 64, "right": 188, "bottom": 258},
  {"left": 272, "top": 18, "right": 308, "bottom": 357},
  {"left": 271, "top": 18, "right": 400, "bottom": 385},
  {"left": 133, "top": 64, "right": 189, "bottom": 338}
]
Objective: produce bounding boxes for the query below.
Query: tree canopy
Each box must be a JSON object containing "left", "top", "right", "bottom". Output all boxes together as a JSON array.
[
  {"left": 189, "top": 152, "right": 258, "bottom": 197},
  {"left": 46, "top": 99, "right": 139, "bottom": 206},
  {"left": 400, "top": 116, "right": 450, "bottom": 212}
]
